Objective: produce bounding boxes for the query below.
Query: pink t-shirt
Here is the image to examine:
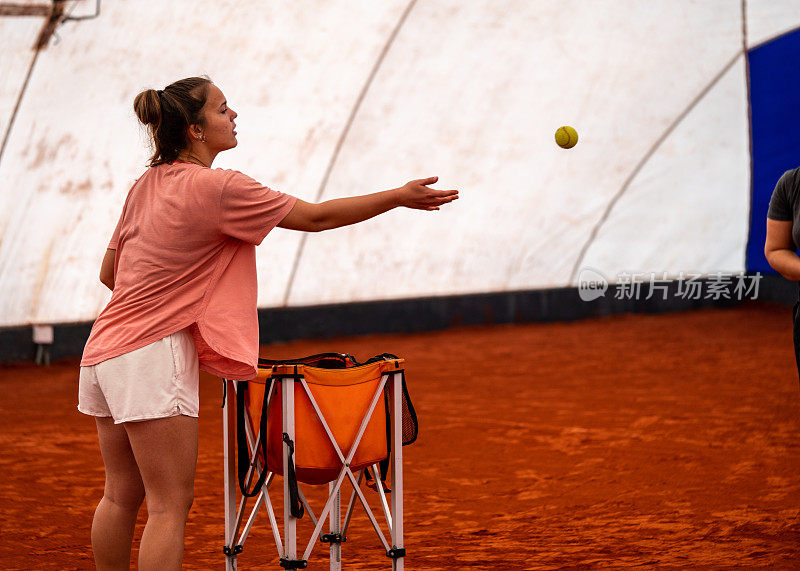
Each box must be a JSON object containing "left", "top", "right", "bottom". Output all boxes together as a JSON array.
[{"left": 80, "top": 162, "right": 297, "bottom": 380}]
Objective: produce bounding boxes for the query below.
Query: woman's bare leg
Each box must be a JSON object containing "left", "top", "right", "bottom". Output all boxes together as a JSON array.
[
  {"left": 124, "top": 415, "right": 198, "bottom": 571},
  {"left": 92, "top": 417, "right": 146, "bottom": 570}
]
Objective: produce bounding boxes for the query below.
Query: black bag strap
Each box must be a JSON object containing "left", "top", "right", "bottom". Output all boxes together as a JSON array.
[
  {"left": 236, "top": 381, "right": 271, "bottom": 498},
  {"left": 378, "top": 386, "right": 391, "bottom": 484},
  {"left": 282, "top": 433, "right": 304, "bottom": 518},
  {"left": 258, "top": 353, "right": 353, "bottom": 368},
  {"left": 354, "top": 352, "right": 398, "bottom": 366}
]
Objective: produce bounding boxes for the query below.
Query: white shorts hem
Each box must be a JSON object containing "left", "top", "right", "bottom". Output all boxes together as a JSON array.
[
  {"left": 114, "top": 408, "right": 199, "bottom": 425},
  {"left": 77, "top": 405, "right": 112, "bottom": 418}
]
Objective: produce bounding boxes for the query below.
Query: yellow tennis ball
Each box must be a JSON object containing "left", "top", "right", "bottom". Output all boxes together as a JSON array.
[{"left": 555, "top": 125, "right": 578, "bottom": 149}]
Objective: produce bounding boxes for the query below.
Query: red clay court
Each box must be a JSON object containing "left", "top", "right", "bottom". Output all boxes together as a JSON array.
[{"left": 1, "top": 303, "right": 799, "bottom": 569}]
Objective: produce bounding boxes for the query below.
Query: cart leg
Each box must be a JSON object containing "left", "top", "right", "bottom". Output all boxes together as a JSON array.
[
  {"left": 223, "top": 379, "right": 238, "bottom": 571},
  {"left": 282, "top": 377, "right": 299, "bottom": 565},
  {"left": 329, "top": 481, "right": 341, "bottom": 571},
  {"left": 390, "top": 373, "right": 404, "bottom": 571}
]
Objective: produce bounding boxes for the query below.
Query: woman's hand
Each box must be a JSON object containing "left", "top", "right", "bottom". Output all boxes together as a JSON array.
[{"left": 397, "top": 177, "right": 459, "bottom": 211}]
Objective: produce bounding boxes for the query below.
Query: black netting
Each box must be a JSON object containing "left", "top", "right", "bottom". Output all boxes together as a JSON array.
[
  {"left": 400, "top": 374, "right": 418, "bottom": 446},
  {"left": 350, "top": 353, "right": 418, "bottom": 447}
]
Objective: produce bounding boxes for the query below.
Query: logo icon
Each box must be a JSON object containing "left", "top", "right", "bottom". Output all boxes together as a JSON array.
[{"left": 578, "top": 267, "right": 608, "bottom": 302}]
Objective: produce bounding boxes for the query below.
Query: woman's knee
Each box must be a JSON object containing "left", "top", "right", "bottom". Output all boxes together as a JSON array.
[
  {"left": 104, "top": 476, "right": 145, "bottom": 511},
  {"left": 145, "top": 487, "right": 194, "bottom": 518}
]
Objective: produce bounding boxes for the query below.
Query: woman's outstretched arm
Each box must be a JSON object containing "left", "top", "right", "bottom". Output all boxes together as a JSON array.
[{"left": 278, "top": 176, "right": 458, "bottom": 232}]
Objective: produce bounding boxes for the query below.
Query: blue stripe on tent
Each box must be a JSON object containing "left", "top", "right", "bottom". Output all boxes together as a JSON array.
[{"left": 747, "top": 28, "right": 800, "bottom": 273}]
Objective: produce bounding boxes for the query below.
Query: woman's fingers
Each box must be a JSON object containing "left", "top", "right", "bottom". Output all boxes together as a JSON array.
[
  {"left": 432, "top": 191, "right": 458, "bottom": 203},
  {"left": 421, "top": 187, "right": 458, "bottom": 201},
  {"left": 425, "top": 191, "right": 457, "bottom": 209}
]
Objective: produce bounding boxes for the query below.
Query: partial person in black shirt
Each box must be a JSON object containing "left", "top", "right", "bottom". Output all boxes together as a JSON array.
[{"left": 765, "top": 167, "right": 800, "bottom": 383}]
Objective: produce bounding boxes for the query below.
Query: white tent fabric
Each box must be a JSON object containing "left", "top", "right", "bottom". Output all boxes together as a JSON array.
[
  {"left": 0, "top": 1, "right": 796, "bottom": 327},
  {"left": 746, "top": 0, "right": 800, "bottom": 48},
  {"left": 289, "top": 0, "right": 749, "bottom": 304},
  {"left": 580, "top": 56, "right": 750, "bottom": 280}
]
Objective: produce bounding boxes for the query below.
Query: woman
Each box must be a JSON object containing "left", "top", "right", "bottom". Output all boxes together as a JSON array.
[
  {"left": 764, "top": 167, "right": 800, "bottom": 382},
  {"left": 78, "top": 76, "right": 457, "bottom": 570}
]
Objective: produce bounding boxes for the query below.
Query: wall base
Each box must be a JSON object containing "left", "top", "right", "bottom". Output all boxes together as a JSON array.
[{"left": 0, "top": 274, "right": 788, "bottom": 364}]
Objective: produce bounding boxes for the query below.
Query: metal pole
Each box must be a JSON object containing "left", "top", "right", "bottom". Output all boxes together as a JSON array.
[
  {"left": 329, "top": 481, "right": 341, "bottom": 571},
  {"left": 223, "top": 379, "right": 238, "bottom": 571},
  {"left": 390, "top": 372, "right": 404, "bottom": 570},
  {"left": 282, "top": 377, "right": 297, "bottom": 561}
]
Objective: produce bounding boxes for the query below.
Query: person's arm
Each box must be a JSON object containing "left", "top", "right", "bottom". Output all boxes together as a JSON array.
[
  {"left": 278, "top": 176, "right": 458, "bottom": 232},
  {"left": 764, "top": 219, "right": 800, "bottom": 280},
  {"left": 99, "top": 248, "right": 115, "bottom": 290}
]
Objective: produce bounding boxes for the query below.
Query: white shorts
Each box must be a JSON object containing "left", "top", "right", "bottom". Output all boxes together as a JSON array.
[{"left": 78, "top": 328, "right": 199, "bottom": 424}]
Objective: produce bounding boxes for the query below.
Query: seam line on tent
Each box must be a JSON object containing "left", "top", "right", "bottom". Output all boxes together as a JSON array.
[
  {"left": 0, "top": 42, "right": 42, "bottom": 170},
  {"left": 568, "top": 50, "right": 743, "bottom": 284},
  {"left": 0, "top": 0, "right": 83, "bottom": 168},
  {"left": 281, "top": 0, "right": 419, "bottom": 307},
  {"left": 741, "top": 0, "right": 756, "bottom": 271}
]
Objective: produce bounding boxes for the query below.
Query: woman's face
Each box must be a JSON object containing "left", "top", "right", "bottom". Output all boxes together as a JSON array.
[{"left": 199, "top": 83, "right": 237, "bottom": 152}]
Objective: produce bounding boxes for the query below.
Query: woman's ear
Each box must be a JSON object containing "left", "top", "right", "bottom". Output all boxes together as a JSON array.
[{"left": 189, "top": 124, "right": 204, "bottom": 142}]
